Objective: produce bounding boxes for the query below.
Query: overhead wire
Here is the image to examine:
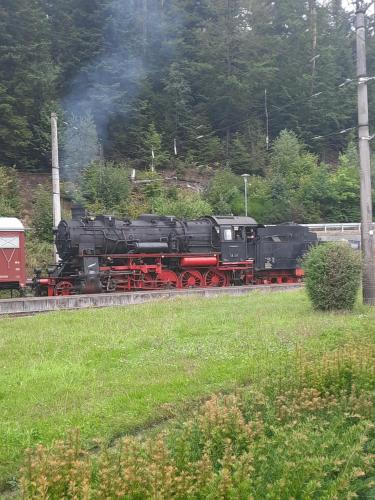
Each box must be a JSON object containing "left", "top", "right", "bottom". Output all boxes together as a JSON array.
[
  {"left": 190, "top": 5, "right": 375, "bottom": 147},
  {"left": 194, "top": 78, "right": 358, "bottom": 141}
]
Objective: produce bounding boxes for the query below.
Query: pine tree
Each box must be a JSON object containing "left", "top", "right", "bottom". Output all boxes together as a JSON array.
[
  {"left": 61, "top": 113, "right": 100, "bottom": 180},
  {"left": 0, "top": 0, "right": 56, "bottom": 167},
  {"left": 139, "top": 122, "right": 169, "bottom": 170}
]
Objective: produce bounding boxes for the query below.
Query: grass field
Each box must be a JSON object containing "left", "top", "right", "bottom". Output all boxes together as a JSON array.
[{"left": 0, "top": 289, "right": 374, "bottom": 496}]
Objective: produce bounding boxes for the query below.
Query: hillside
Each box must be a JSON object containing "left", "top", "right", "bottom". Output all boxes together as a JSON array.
[{"left": 0, "top": 1, "right": 371, "bottom": 173}]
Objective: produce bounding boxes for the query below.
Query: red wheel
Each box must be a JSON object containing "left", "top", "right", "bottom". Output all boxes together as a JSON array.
[
  {"left": 180, "top": 270, "right": 203, "bottom": 288},
  {"left": 54, "top": 281, "right": 74, "bottom": 296},
  {"left": 203, "top": 269, "right": 228, "bottom": 287},
  {"left": 157, "top": 270, "right": 179, "bottom": 288},
  {"left": 140, "top": 273, "right": 158, "bottom": 289}
]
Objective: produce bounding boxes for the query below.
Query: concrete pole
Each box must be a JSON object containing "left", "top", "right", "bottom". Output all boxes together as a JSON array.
[
  {"left": 356, "top": 7, "right": 375, "bottom": 305},
  {"left": 241, "top": 174, "right": 250, "bottom": 217},
  {"left": 51, "top": 112, "right": 61, "bottom": 264},
  {"left": 244, "top": 178, "right": 248, "bottom": 217}
]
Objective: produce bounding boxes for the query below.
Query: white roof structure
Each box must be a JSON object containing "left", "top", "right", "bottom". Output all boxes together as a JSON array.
[{"left": 0, "top": 217, "right": 25, "bottom": 231}]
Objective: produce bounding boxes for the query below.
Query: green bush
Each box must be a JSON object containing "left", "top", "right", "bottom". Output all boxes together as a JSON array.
[
  {"left": 80, "top": 161, "right": 130, "bottom": 213},
  {"left": 303, "top": 243, "right": 361, "bottom": 311},
  {"left": 206, "top": 168, "right": 243, "bottom": 215},
  {"left": 0, "top": 165, "right": 20, "bottom": 217},
  {"left": 31, "top": 185, "right": 54, "bottom": 243},
  {"left": 25, "top": 236, "right": 54, "bottom": 274},
  {"left": 153, "top": 190, "right": 213, "bottom": 218}
]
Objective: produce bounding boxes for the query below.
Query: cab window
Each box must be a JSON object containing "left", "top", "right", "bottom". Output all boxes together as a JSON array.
[
  {"left": 234, "top": 226, "right": 244, "bottom": 240},
  {"left": 223, "top": 228, "right": 233, "bottom": 241}
]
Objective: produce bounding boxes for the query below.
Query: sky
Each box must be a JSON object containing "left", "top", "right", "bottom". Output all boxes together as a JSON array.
[{"left": 341, "top": 0, "right": 375, "bottom": 13}]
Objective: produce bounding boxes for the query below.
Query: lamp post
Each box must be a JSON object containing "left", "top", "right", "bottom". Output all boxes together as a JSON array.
[{"left": 241, "top": 174, "right": 250, "bottom": 217}]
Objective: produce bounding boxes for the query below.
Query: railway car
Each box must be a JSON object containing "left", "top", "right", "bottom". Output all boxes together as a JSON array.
[
  {"left": 0, "top": 217, "right": 26, "bottom": 294},
  {"left": 33, "top": 212, "right": 317, "bottom": 296}
]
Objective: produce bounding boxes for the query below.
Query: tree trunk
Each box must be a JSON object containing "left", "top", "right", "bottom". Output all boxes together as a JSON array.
[
  {"left": 308, "top": 0, "right": 317, "bottom": 95},
  {"left": 142, "top": 0, "right": 148, "bottom": 56},
  {"left": 334, "top": 0, "right": 341, "bottom": 10},
  {"left": 226, "top": 0, "right": 232, "bottom": 76},
  {"left": 226, "top": 128, "right": 230, "bottom": 164}
]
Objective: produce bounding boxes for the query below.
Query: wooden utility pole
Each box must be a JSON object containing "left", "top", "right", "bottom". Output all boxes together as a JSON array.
[
  {"left": 355, "top": 3, "right": 375, "bottom": 305},
  {"left": 51, "top": 112, "right": 61, "bottom": 263}
]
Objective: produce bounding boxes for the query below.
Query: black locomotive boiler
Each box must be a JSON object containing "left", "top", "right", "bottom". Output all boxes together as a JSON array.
[{"left": 34, "top": 213, "right": 317, "bottom": 296}]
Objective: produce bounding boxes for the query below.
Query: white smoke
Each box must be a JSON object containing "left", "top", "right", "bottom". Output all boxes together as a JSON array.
[{"left": 61, "top": 0, "right": 170, "bottom": 179}]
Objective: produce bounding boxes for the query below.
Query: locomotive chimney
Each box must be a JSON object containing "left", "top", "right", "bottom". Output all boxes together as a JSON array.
[{"left": 51, "top": 112, "right": 62, "bottom": 263}]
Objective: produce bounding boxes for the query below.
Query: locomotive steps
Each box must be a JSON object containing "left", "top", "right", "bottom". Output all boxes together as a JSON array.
[{"left": 0, "top": 284, "right": 301, "bottom": 316}]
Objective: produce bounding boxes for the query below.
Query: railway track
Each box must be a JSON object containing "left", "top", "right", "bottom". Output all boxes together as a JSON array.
[{"left": 0, "top": 283, "right": 302, "bottom": 317}]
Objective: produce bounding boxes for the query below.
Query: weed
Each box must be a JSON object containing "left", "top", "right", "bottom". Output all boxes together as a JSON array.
[{"left": 19, "top": 340, "right": 375, "bottom": 498}]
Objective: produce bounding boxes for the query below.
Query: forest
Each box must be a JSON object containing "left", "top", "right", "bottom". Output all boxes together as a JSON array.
[{"left": 1, "top": 0, "right": 375, "bottom": 224}]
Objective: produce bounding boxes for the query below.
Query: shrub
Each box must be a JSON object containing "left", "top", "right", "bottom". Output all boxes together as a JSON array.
[
  {"left": 153, "top": 190, "right": 213, "bottom": 218},
  {"left": 0, "top": 165, "right": 21, "bottom": 217},
  {"left": 206, "top": 168, "right": 243, "bottom": 215},
  {"left": 31, "top": 185, "right": 53, "bottom": 243},
  {"left": 25, "top": 236, "right": 54, "bottom": 274},
  {"left": 80, "top": 161, "right": 130, "bottom": 213},
  {"left": 303, "top": 243, "right": 361, "bottom": 311}
]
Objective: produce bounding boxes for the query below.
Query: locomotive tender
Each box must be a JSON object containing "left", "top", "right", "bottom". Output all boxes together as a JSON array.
[{"left": 34, "top": 212, "right": 317, "bottom": 296}]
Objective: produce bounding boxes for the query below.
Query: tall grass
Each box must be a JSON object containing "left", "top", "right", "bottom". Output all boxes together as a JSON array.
[{"left": 20, "top": 340, "right": 375, "bottom": 498}]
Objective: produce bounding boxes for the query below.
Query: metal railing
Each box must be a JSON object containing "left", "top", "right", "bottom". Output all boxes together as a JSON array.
[{"left": 301, "top": 223, "right": 362, "bottom": 233}]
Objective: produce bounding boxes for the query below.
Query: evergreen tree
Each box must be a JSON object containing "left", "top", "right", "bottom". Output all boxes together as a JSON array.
[
  {"left": 80, "top": 161, "right": 130, "bottom": 214},
  {"left": 0, "top": 0, "right": 56, "bottom": 167},
  {"left": 206, "top": 168, "right": 243, "bottom": 215},
  {"left": 61, "top": 113, "right": 100, "bottom": 180},
  {"left": 139, "top": 123, "right": 169, "bottom": 170}
]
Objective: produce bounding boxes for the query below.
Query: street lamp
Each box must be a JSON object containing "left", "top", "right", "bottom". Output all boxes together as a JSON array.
[{"left": 241, "top": 174, "right": 250, "bottom": 217}]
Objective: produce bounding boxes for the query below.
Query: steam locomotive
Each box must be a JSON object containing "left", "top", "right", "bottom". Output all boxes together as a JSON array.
[{"left": 33, "top": 211, "right": 317, "bottom": 296}]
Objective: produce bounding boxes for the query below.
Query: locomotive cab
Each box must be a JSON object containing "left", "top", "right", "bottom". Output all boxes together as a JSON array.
[{"left": 208, "top": 216, "right": 261, "bottom": 263}]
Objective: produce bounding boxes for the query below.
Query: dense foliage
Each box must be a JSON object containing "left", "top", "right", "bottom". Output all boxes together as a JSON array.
[
  {"left": 304, "top": 242, "right": 362, "bottom": 310},
  {"left": 31, "top": 185, "right": 54, "bottom": 243},
  {"left": 0, "top": 131, "right": 368, "bottom": 225},
  {"left": 1, "top": 1, "right": 374, "bottom": 224},
  {"left": 0, "top": 166, "right": 20, "bottom": 217},
  {"left": 79, "top": 162, "right": 131, "bottom": 215},
  {"left": 0, "top": 0, "right": 372, "bottom": 172}
]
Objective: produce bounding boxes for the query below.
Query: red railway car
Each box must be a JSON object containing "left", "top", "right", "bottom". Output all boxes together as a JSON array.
[{"left": 0, "top": 217, "right": 26, "bottom": 293}]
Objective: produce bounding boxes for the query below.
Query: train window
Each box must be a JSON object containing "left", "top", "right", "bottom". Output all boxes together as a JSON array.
[
  {"left": 0, "top": 236, "right": 19, "bottom": 248},
  {"left": 223, "top": 229, "right": 233, "bottom": 241},
  {"left": 234, "top": 227, "right": 244, "bottom": 240},
  {"left": 245, "top": 227, "right": 256, "bottom": 240}
]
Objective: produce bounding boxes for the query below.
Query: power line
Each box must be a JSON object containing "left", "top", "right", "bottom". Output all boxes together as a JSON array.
[
  {"left": 194, "top": 78, "right": 358, "bottom": 141},
  {"left": 311, "top": 127, "right": 356, "bottom": 140}
]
